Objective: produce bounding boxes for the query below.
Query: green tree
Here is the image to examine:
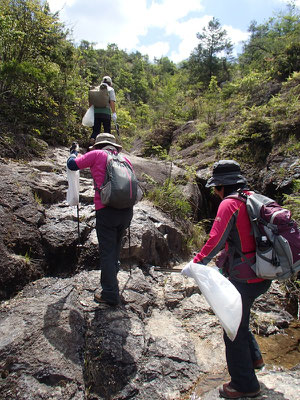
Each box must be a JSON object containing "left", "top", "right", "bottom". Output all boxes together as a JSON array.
[
  {"left": 0, "top": 0, "right": 87, "bottom": 144},
  {"left": 188, "top": 17, "right": 233, "bottom": 87},
  {"left": 239, "top": 3, "right": 300, "bottom": 79},
  {"left": 200, "top": 75, "right": 222, "bottom": 126}
]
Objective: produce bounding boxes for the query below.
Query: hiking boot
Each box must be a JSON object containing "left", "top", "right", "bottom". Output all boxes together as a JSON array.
[
  {"left": 219, "top": 383, "right": 261, "bottom": 399},
  {"left": 94, "top": 290, "right": 119, "bottom": 306},
  {"left": 253, "top": 357, "right": 265, "bottom": 370}
]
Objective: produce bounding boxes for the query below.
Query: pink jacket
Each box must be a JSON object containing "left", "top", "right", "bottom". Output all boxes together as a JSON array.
[{"left": 74, "top": 149, "right": 132, "bottom": 210}]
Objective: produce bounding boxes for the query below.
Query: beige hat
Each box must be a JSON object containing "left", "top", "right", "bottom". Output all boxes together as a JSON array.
[{"left": 91, "top": 132, "right": 122, "bottom": 150}]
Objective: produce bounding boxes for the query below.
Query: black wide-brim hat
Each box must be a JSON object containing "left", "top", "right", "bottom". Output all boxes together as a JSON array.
[{"left": 205, "top": 160, "right": 247, "bottom": 187}]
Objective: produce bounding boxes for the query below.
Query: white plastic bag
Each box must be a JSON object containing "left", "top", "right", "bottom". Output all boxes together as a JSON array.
[
  {"left": 182, "top": 262, "right": 242, "bottom": 341},
  {"left": 66, "top": 167, "right": 79, "bottom": 206},
  {"left": 82, "top": 105, "right": 94, "bottom": 127}
]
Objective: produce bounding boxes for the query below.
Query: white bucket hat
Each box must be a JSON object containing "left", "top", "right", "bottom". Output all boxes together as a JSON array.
[{"left": 102, "top": 76, "right": 112, "bottom": 85}]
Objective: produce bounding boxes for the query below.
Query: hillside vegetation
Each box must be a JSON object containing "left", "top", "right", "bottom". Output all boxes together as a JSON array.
[{"left": 0, "top": 0, "right": 299, "bottom": 215}]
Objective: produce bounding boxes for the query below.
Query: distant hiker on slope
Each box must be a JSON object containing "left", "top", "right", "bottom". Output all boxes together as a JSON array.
[
  {"left": 192, "top": 160, "right": 271, "bottom": 399},
  {"left": 67, "top": 133, "right": 135, "bottom": 306},
  {"left": 89, "top": 76, "right": 117, "bottom": 145}
]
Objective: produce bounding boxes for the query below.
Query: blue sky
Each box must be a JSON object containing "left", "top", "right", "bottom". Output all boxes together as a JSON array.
[{"left": 47, "top": 0, "right": 299, "bottom": 63}]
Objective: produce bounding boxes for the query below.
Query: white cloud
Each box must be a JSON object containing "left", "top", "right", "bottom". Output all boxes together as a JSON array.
[
  {"left": 223, "top": 25, "right": 250, "bottom": 56},
  {"left": 46, "top": 0, "right": 251, "bottom": 63},
  {"left": 47, "top": 0, "right": 76, "bottom": 11},
  {"left": 138, "top": 42, "right": 170, "bottom": 60},
  {"left": 279, "top": 0, "right": 300, "bottom": 6},
  {"left": 169, "top": 16, "right": 212, "bottom": 62},
  {"left": 224, "top": 26, "right": 250, "bottom": 45},
  {"left": 145, "top": 0, "right": 204, "bottom": 29},
  {"left": 48, "top": 0, "right": 149, "bottom": 49}
]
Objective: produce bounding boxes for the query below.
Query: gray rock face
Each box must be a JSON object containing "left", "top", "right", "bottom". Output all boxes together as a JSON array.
[
  {"left": 0, "top": 269, "right": 299, "bottom": 400},
  {"left": 0, "top": 146, "right": 299, "bottom": 399},
  {"left": 0, "top": 147, "right": 192, "bottom": 299},
  {"left": 0, "top": 269, "right": 201, "bottom": 400}
]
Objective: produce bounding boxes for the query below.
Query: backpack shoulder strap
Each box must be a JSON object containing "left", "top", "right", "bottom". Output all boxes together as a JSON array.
[
  {"left": 224, "top": 190, "right": 247, "bottom": 203},
  {"left": 93, "top": 150, "right": 112, "bottom": 192},
  {"left": 224, "top": 190, "right": 254, "bottom": 264}
]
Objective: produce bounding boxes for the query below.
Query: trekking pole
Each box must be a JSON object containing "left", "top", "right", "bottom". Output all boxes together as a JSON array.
[
  {"left": 154, "top": 267, "right": 182, "bottom": 273},
  {"left": 76, "top": 204, "right": 84, "bottom": 254},
  {"left": 120, "top": 226, "right": 132, "bottom": 296},
  {"left": 115, "top": 122, "right": 120, "bottom": 136},
  {"left": 77, "top": 205, "right": 80, "bottom": 244},
  {"left": 128, "top": 226, "right": 132, "bottom": 276}
]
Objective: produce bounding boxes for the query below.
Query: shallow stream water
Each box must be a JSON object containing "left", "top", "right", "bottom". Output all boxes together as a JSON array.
[
  {"left": 182, "top": 320, "right": 300, "bottom": 399},
  {"left": 257, "top": 320, "right": 300, "bottom": 370}
]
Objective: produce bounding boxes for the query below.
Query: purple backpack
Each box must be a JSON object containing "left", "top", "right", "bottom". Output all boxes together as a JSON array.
[{"left": 229, "top": 191, "right": 300, "bottom": 280}]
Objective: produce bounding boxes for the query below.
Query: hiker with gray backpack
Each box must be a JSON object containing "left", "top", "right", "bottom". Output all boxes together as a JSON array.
[
  {"left": 191, "top": 160, "right": 300, "bottom": 399},
  {"left": 88, "top": 76, "right": 117, "bottom": 145},
  {"left": 67, "top": 133, "right": 141, "bottom": 306}
]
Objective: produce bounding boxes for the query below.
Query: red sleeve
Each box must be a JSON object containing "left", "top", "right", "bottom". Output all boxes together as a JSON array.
[{"left": 193, "top": 199, "right": 243, "bottom": 265}]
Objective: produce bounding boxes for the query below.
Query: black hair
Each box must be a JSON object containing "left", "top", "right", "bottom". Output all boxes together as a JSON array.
[
  {"left": 94, "top": 143, "right": 105, "bottom": 149},
  {"left": 216, "top": 183, "right": 248, "bottom": 197}
]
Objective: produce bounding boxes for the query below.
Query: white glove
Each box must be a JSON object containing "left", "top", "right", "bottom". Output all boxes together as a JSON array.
[{"left": 112, "top": 112, "right": 117, "bottom": 122}]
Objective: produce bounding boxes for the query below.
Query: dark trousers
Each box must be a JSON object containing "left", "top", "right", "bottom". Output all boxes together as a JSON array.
[
  {"left": 91, "top": 113, "right": 111, "bottom": 139},
  {"left": 96, "top": 207, "right": 133, "bottom": 304},
  {"left": 224, "top": 279, "right": 271, "bottom": 392}
]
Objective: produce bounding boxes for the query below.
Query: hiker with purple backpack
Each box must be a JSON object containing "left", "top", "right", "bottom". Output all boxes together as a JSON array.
[
  {"left": 192, "top": 159, "right": 300, "bottom": 397},
  {"left": 193, "top": 160, "right": 271, "bottom": 399}
]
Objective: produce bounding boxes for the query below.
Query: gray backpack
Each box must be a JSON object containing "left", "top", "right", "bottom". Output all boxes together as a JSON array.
[
  {"left": 95, "top": 151, "right": 142, "bottom": 209},
  {"left": 88, "top": 83, "right": 110, "bottom": 108},
  {"left": 228, "top": 191, "right": 300, "bottom": 280}
]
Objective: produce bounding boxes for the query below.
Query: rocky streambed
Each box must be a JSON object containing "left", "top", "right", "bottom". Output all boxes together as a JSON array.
[
  {"left": 0, "top": 267, "right": 299, "bottom": 400},
  {"left": 0, "top": 146, "right": 299, "bottom": 399}
]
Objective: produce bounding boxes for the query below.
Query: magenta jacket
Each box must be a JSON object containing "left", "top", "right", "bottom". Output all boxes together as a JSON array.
[{"left": 72, "top": 149, "right": 132, "bottom": 210}]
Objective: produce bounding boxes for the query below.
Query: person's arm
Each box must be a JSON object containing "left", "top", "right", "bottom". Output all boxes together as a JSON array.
[
  {"left": 110, "top": 100, "right": 116, "bottom": 113},
  {"left": 67, "top": 143, "right": 80, "bottom": 170},
  {"left": 193, "top": 199, "right": 240, "bottom": 265},
  {"left": 67, "top": 154, "right": 79, "bottom": 171},
  {"left": 67, "top": 147, "right": 97, "bottom": 171},
  {"left": 108, "top": 87, "right": 117, "bottom": 121}
]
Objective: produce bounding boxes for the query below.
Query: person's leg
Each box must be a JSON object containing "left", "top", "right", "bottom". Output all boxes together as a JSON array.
[
  {"left": 115, "top": 208, "right": 133, "bottom": 272},
  {"left": 91, "top": 114, "right": 101, "bottom": 140},
  {"left": 224, "top": 286, "right": 259, "bottom": 393},
  {"left": 223, "top": 280, "right": 271, "bottom": 393},
  {"left": 96, "top": 208, "right": 120, "bottom": 304},
  {"left": 248, "top": 331, "right": 263, "bottom": 366},
  {"left": 102, "top": 115, "right": 111, "bottom": 133},
  {"left": 95, "top": 208, "right": 133, "bottom": 305}
]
